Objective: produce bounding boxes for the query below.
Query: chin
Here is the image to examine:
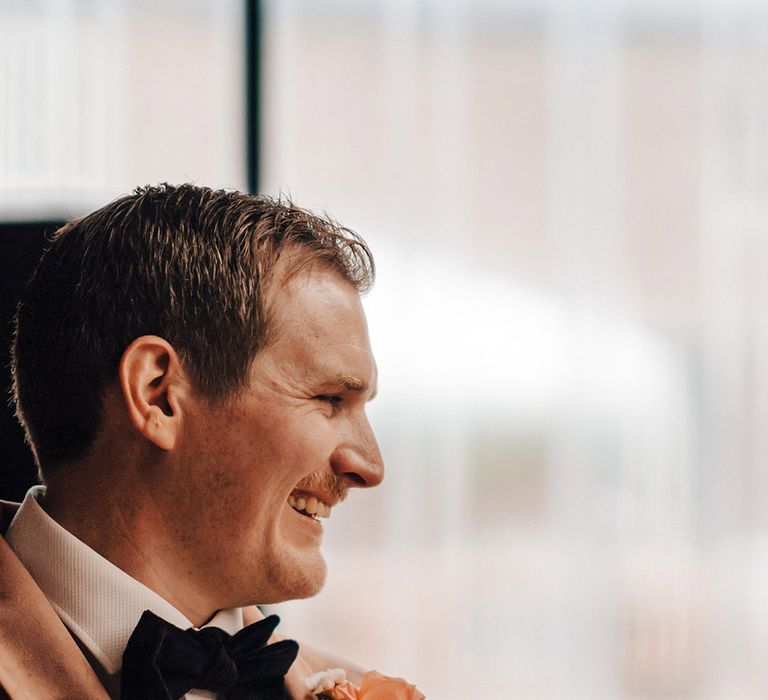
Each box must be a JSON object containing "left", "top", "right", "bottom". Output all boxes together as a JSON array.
[{"left": 260, "top": 552, "right": 327, "bottom": 604}]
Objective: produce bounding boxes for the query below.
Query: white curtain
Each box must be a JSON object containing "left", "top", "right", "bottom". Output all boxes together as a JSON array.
[
  {"left": 0, "top": 0, "right": 245, "bottom": 218},
  {"left": 263, "top": 0, "right": 768, "bottom": 697}
]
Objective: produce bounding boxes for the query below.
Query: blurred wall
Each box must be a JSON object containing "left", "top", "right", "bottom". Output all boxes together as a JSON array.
[
  {"left": 261, "top": 1, "right": 768, "bottom": 698},
  {"left": 0, "top": 0, "right": 246, "bottom": 220}
]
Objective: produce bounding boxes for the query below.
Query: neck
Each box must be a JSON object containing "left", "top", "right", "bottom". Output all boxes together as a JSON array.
[{"left": 43, "top": 464, "right": 219, "bottom": 627}]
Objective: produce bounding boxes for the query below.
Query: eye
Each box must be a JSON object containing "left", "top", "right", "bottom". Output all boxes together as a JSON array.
[{"left": 315, "top": 395, "right": 342, "bottom": 406}]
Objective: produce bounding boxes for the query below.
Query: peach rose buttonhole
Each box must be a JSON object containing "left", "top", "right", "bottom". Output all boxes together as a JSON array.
[{"left": 306, "top": 669, "right": 425, "bottom": 699}]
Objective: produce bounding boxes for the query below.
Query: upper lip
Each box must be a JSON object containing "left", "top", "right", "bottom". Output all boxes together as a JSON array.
[{"left": 289, "top": 489, "right": 339, "bottom": 508}]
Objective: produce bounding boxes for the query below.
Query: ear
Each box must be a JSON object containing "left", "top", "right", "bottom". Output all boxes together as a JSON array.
[{"left": 118, "top": 336, "right": 190, "bottom": 451}]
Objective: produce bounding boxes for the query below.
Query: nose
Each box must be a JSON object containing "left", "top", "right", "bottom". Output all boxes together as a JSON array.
[{"left": 330, "top": 418, "right": 384, "bottom": 488}]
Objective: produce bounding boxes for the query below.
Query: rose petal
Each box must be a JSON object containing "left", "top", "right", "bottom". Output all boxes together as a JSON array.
[
  {"left": 330, "top": 681, "right": 360, "bottom": 700},
  {"left": 357, "top": 670, "right": 426, "bottom": 700}
]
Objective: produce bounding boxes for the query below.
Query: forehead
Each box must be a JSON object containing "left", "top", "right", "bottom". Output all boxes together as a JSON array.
[{"left": 257, "top": 265, "right": 376, "bottom": 386}]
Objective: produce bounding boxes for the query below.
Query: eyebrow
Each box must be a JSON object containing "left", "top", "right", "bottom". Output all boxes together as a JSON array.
[{"left": 318, "top": 373, "right": 377, "bottom": 400}]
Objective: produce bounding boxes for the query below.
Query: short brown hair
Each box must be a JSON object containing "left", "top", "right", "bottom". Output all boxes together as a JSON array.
[{"left": 11, "top": 183, "right": 374, "bottom": 471}]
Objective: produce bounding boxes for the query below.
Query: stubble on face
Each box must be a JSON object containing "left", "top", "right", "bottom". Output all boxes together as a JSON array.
[{"left": 174, "top": 266, "right": 379, "bottom": 609}]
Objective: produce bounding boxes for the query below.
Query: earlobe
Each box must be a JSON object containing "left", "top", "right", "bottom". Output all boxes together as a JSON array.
[{"left": 118, "top": 336, "right": 187, "bottom": 451}]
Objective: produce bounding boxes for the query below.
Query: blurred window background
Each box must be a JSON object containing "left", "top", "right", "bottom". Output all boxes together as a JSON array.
[
  {"left": 261, "top": 1, "right": 768, "bottom": 698},
  {"left": 0, "top": 0, "right": 245, "bottom": 219},
  {"left": 4, "top": 0, "right": 768, "bottom": 698}
]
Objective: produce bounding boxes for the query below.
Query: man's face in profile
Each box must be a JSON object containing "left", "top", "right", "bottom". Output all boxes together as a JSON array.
[{"left": 169, "top": 265, "right": 383, "bottom": 608}]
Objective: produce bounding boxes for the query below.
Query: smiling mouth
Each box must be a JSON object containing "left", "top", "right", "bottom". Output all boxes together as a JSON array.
[{"left": 287, "top": 493, "right": 332, "bottom": 520}]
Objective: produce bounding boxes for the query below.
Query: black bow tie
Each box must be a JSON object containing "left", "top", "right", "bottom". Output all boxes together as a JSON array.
[{"left": 120, "top": 610, "right": 299, "bottom": 700}]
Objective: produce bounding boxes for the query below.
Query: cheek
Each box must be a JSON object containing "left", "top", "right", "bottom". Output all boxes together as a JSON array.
[{"left": 196, "top": 414, "right": 333, "bottom": 511}]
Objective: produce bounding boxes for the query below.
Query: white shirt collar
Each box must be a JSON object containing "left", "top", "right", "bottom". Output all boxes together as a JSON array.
[{"left": 6, "top": 485, "right": 244, "bottom": 676}]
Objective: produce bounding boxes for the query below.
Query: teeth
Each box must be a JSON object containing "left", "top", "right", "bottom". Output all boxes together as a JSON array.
[{"left": 287, "top": 493, "right": 332, "bottom": 519}]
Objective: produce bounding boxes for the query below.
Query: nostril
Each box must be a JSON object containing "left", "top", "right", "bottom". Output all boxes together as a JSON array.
[
  {"left": 344, "top": 472, "right": 367, "bottom": 487},
  {"left": 331, "top": 445, "right": 383, "bottom": 487}
]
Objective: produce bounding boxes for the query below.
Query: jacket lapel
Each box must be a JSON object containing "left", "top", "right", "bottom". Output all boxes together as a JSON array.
[{"left": 0, "top": 500, "right": 110, "bottom": 699}]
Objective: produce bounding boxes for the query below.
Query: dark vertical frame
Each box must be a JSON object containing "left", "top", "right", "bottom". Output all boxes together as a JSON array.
[{"left": 245, "top": 0, "right": 261, "bottom": 194}]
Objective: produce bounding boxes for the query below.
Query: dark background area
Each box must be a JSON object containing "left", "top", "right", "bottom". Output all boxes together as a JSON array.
[{"left": 0, "top": 223, "right": 62, "bottom": 501}]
